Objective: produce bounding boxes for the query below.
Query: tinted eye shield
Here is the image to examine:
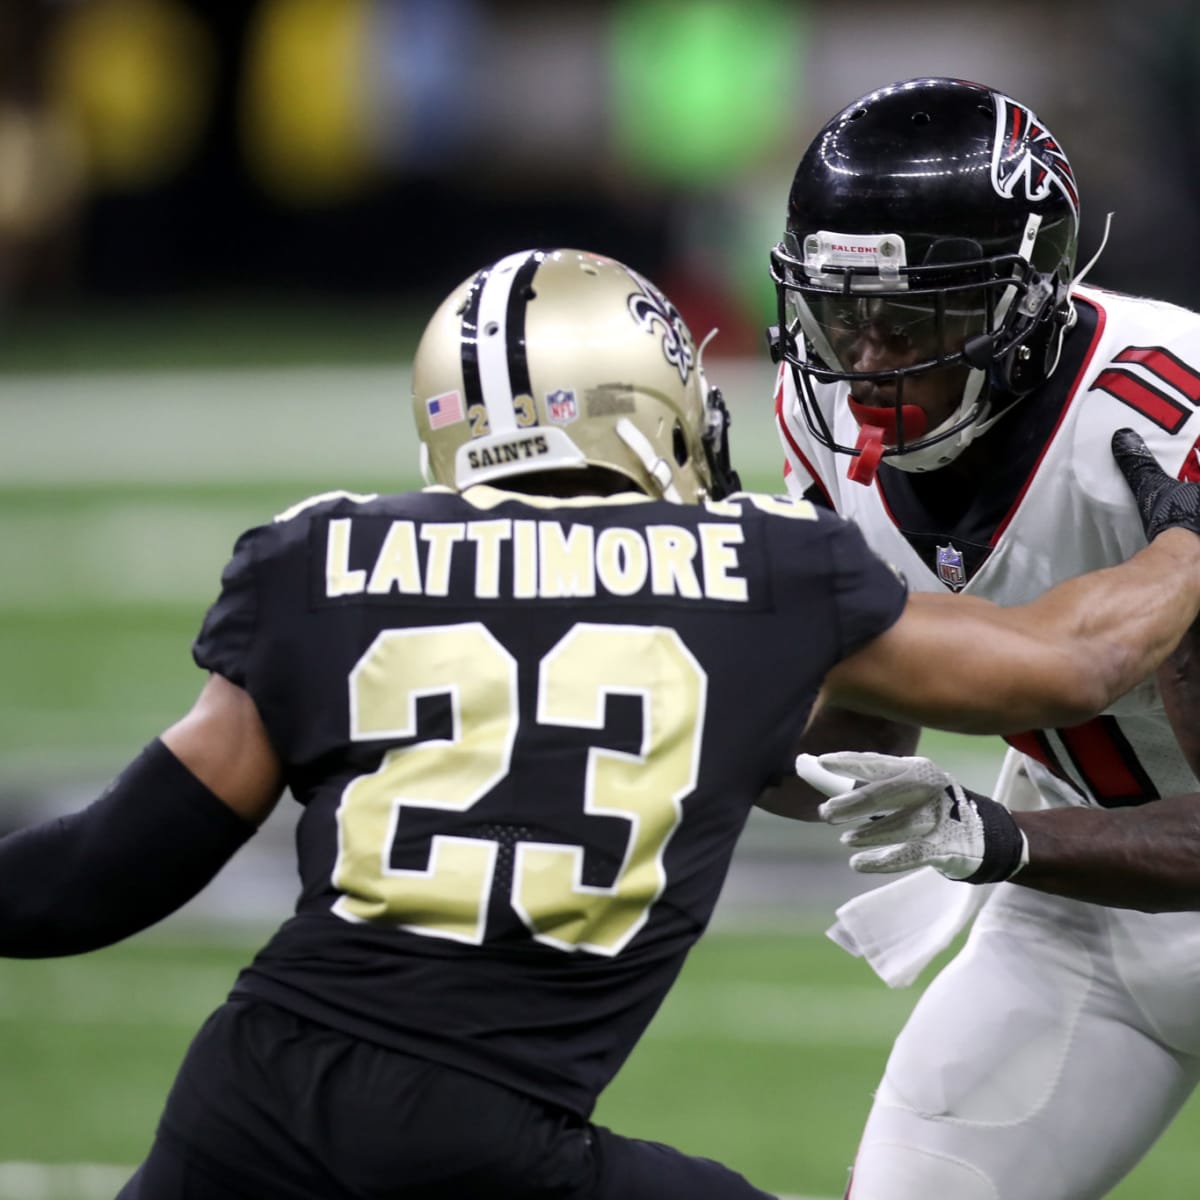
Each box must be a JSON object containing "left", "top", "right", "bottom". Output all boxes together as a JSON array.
[
  {"left": 771, "top": 243, "right": 1050, "bottom": 373},
  {"left": 801, "top": 298, "right": 983, "bottom": 385},
  {"left": 769, "top": 250, "right": 1016, "bottom": 379}
]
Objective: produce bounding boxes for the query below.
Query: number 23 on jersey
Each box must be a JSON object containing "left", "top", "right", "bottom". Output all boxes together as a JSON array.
[{"left": 332, "top": 621, "right": 706, "bottom": 958}]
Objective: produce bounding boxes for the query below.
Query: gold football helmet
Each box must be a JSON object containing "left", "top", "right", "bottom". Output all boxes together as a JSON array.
[{"left": 412, "top": 249, "right": 739, "bottom": 501}]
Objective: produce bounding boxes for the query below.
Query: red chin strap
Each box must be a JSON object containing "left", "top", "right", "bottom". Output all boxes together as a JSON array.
[
  {"left": 847, "top": 426, "right": 885, "bottom": 485},
  {"left": 845, "top": 397, "right": 929, "bottom": 486}
]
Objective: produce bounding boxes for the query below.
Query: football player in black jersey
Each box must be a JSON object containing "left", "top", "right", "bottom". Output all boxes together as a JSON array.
[{"left": 1, "top": 249, "right": 1199, "bottom": 1200}]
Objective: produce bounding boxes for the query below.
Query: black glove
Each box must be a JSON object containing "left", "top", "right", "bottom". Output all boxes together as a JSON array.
[{"left": 1112, "top": 428, "right": 1200, "bottom": 540}]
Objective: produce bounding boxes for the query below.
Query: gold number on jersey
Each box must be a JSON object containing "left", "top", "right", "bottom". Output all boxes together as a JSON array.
[
  {"left": 517, "top": 625, "right": 701, "bottom": 954},
  {"left": 332, "top": 624, "right": 517, "bottom": 943},
  {"left": 332, "top": 622, "right": 704, "bottom": 955}
]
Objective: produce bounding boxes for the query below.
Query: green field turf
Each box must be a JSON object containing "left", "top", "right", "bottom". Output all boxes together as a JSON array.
[
  {"left": 1, "top": 928, "right": 1198, "bottom": 1199},
  {"left": 0, "top": 303, "right": 427, "bottom": 374}
]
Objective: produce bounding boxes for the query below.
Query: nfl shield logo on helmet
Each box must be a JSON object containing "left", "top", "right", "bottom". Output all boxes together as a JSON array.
[
  {"left": 546, "top": 388, "right": 578, "bottom": 425},
  {"left": 935, "top": 544, "right": 967, "bottom": 591}
]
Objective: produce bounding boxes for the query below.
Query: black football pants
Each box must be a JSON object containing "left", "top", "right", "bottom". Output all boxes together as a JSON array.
[{"left": 115, "top": 998, "right": 778, "bottom": 1200}]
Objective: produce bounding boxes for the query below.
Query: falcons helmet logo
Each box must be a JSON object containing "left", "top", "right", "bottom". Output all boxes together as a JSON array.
[{"left": 990, "top": 94, "right": 1080, "bottom": 220}]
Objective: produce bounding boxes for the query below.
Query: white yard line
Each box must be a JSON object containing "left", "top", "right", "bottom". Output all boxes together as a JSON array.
[
  {"left": 0, "top": 1162, "right": 135, "bottom": 1199},
  {"left": 0, "top": 503, "right": 262, "bottom": 609},
  {"left": 0, "top": 360, "right": 780, "bottom": 486},
  {"left": 0, "top": 962, "right": 915, "bottom": 1045}
]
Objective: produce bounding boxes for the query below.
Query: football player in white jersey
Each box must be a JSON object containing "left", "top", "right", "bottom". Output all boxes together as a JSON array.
[{"left": 771, "top": 77, "right": 1200, "bottom": 1200}]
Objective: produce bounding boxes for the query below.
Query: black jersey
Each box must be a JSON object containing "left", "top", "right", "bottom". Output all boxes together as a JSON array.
[{"left": 193, "top": 483, "right": 905, "bottom": 1116}]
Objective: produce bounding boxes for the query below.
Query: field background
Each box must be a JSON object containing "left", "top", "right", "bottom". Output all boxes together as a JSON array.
[
  {"left": 3, "top": 2, "right": 1197, "bottom": 1193},
  {"left": 2, "top": 321, "right": 1199, "bottom": 1200}
]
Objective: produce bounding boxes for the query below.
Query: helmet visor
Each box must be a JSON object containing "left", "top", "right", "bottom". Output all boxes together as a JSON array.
[{"left": 787, "top": 285, "right": 991, "bottom": 376}]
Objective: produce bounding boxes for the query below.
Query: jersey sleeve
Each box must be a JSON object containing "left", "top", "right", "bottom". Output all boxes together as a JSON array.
[
  {"left": 192, "top": 527, "right": 261, "bottom": 687},
  {"left": 1065, "top": 295, "right": 1200, "bottom": 563},
  {"left": 824, "top": 515, "right": 909, "bottom": 660}
]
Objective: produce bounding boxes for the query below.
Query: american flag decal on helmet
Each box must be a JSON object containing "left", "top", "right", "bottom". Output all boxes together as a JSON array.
[{"left": 990, "top": 94, "right": 1079, "bottom": 220}]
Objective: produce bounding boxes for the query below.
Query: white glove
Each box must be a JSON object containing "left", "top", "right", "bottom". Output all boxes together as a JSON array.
[{"left": 796, "top": 751, "right": 1029, "bottom": 883}]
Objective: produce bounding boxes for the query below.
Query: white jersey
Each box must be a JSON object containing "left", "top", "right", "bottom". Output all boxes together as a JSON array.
[
  {"left": 778, "top": 286, "right": 1200, "bottom": 1200},
  {"left": 776, "top": 283, "right": 1200, "bottom": 810}
]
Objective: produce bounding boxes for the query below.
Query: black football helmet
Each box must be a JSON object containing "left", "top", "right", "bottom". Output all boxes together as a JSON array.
[{"left": 769, "top": 77, "right": 1080, "bottom": 479}]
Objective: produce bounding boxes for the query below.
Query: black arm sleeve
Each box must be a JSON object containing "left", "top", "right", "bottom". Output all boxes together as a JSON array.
[{"left": 0, "top": 739, "right": 256, "bottom": 958}]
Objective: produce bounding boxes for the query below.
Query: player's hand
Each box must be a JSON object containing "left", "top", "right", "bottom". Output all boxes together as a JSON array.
[
  {"left": 1112, "top": 428, "right": 1200, "bottom": 541},
  {"left": 795, "top": 751, "right": 1028, "bottom": 884}
]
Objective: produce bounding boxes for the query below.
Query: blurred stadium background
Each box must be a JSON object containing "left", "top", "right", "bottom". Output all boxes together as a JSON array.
[{"left": 2, "top": 1, "right": 1200, "bottom": 1197}]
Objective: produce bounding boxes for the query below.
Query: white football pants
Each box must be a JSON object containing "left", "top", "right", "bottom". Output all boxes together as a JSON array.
[{"left": 844, "top": 884, "right": 1200, "bottom": 1200}]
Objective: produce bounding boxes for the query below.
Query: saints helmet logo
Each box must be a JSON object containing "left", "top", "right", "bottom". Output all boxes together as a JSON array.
[
  {"left": 627, "top": 272, "right": 695, "bottom": 385},
  {"left": 990, "top": 95, "right": 1079, "bottom": 220}
]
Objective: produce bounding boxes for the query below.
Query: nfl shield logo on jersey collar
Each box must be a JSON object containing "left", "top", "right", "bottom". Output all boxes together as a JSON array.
[{"left": 935, "top": 543, "right": 967, "bottom": 591}]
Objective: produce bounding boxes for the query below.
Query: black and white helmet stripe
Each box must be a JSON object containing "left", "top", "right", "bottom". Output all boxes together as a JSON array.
[{"left": 460, "top": 249, "right": 546, "bottom": 435}]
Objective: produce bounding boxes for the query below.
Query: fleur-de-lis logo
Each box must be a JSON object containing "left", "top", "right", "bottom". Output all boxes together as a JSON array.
[
  {"left": 627, "top": 272, "right": 694, "bottom": 385},
  {"left": 990, "top": 94, "right": 1079, "bottom": 220}
]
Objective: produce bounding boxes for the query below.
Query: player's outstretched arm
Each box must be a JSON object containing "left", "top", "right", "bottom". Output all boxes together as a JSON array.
[
  {"left": 824, "top": 428, "right": 1200, "bottom": 733},
  {"left": 821, "top": 525, "right": 1200, "bottom": 734},
  {"left": 800, "top": 430, "right": 1200, "bottom": 908},
  {"left": 0, "top": 674, "right": 283, "bottom": 958}
]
